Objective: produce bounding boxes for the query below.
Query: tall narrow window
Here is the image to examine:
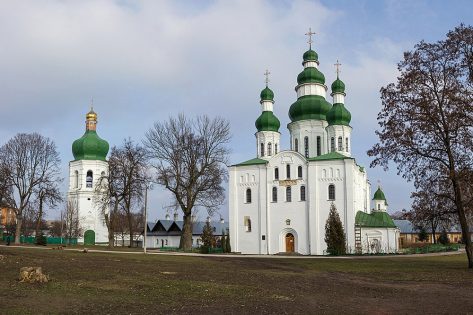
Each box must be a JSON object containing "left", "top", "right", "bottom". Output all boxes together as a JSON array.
[
  {"left": 86, "top": 170, "right": 93, "bottom": 188},
  {"left": 316, "top": 136, "right": 321, "bottom": 156},
  {"left": 274, "top": 167, "right": 279, "bottom": 180},
  {"left": 272, "top": 187, "right": 278, "bottom": 202},
  {"left": 294, "top": 138, "right": 299, "bottom": 152},
  {"left": 345, "top": 138, "right": 349, "bottom": 152},
  {"left": 298, "top": 166, "right": 302, "bottom": 178},
  {"left": 300, "top": 185, "right": 306, "bottom": 201},
  {"left": 74, "top": 170, "right": 79, "bottom": 188},
  {"left": 338, "top": 136, "right": 343, "bottom": 151},
  {"left": 260, "top": 143, "right": 265, "bottom": 157},
  {"left": 244, "top": 216, "right": 252, "bottom": 232},
  {"left": 275, "top": 144, "right": 278, "bottom": 154},
  {"left": 304, "top": 136, "right": 309, "bottom": 157},
  {"left": 286, "top": 164, "right": 291, "bottom": 179},
  {"left": 246, "top": 188, "right": 252, "bottom": 203},
  {"left": 267, "top": 142, "right": 272, "bottom": 156},
  {"left": 328, "top": 184, "right": 335, "bottom": 200},
  {"left": 330, "top": 137, "right": 335, "bottom": 152},
  {"left": 286, "top": 186, "right": 292, "bottom": 202}
]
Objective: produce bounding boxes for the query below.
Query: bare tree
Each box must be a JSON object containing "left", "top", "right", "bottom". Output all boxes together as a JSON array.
[
  {"left": 0, "top": 133, "right": 62, "bottom": 244},
  {"left": 368, "top": 25, "right": 473, "bottom": 268},
  {"left": 95, "top": 139, "right": 148, "bottom": 247},
  {"left": 410, "top": 176, "right": 455, "bottom": 243},
  {"left": 64, "top": 198, "right": 81, "bottom": 244},
  {"left": 33, "top": 183, "right": 63, "bottom": 241},
  {"left": 144, "top": 114, "right": 231, "bottom": 250}
]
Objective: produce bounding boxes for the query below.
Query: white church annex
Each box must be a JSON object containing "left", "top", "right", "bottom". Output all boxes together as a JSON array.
[
  {"left": 228, "top": 34, "right": 399, "bottom": 255},
  {"left": 68, "top": 108, "right": 109, "bottom": 245}
]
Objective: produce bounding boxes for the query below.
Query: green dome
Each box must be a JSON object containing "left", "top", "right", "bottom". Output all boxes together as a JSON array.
[
  {"left": 373, "top": 187, "right": 387, "bottom": 201},
  {"left": 331, "top": 77, "right": 345, "bottom": 94},
  {"left": 327, "top": 103, "right": 351, "bottom": 126},
  {"left": 303, "top": 49, "right": 318, "bottom": 62},
  {"left": 297, "top": 67, "right": 325, "bottom": 85},
  {"left": 260, "top": 87, "right": 274, "bottom": 101},
  {"left": 289, "top": 95, "right": 332, "bottom": 122},
  {"left": 72, "top": 130, "right": 109, "bottom": 161},
  {"left": 256, "top": 111, "right": 280, "bottom": 132}
]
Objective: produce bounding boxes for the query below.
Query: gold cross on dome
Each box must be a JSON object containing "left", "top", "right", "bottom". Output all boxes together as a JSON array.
[
  {"left": 334, "top": 60, "right": 342, "bottom": 77},
  {"left": 305, "top": 27, "right": 316, "bottom": 48},
  {"left": 264, "top": 69, "right": 271, "bottom": 86}
]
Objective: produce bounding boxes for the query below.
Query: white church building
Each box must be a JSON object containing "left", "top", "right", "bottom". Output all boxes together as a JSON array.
[
  {"left": 68, "top": 109, "right": 110, "bottom": 245},
  {"left": 228, "top": 38, "right": 399, "bottom": 255}
]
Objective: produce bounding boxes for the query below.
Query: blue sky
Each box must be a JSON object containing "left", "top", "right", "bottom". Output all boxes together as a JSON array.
[{"left": 0, "top": 0, "right": 471, "bottom": 221}]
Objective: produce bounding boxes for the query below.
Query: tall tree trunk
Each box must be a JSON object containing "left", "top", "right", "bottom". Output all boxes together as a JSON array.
[
  {"left": 127, "top": 213, "right": 133, "bottom": 247},
  {"left": 452, "top": 179, "right": 473, "bottom": 268},
  {"left": 180, "top": 214, "right": 193, "bottom": 251},
  {"left": 431, "top": 222, "right": 437, "bottom": 244},
  {"left": 35, "top": 197, "right": 44, "bottom": 239},
  {"left": 15, "top": 214, "right": 22, "bottom": 244}
]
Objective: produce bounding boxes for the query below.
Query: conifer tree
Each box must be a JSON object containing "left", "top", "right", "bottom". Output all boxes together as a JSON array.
[
  {"left": 200, "top": 221, "right": 214, "bottom": 253},
  {"left": 324, "top": 203, "right": 346, "bottom": 255},
  {"left": 221, "top": 230, "right": 227, "bottom": 253},
  {"left": 225, "top": 232, "right": 231, "bottom": 253}
]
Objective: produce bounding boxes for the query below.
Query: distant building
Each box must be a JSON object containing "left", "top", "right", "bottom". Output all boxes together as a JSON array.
[
  {"left": 0, "top": 207, "right": 16, "bottom": 227},
  {"left": 394, "top": 219, "right": 470, "bottom": 246},
  {"left": 145, "top": 216, "right": 229, "bottom": 249}
]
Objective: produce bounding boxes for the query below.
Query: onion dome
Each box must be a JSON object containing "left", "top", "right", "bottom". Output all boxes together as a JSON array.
[
  {"left": 331, "top": 77, "right": 345, "bottom": 94},
  {"left": 256, "top": 111, "right": 280, "bottom": 132},
  {"left": 289, "top": 95, "right": 332, "bottom": 122},
  {"left": 297, "top": 67, "right": 325, "bottom": 85},
  {"left": 303, "top": 49, "right": 318, "bottom": 62},
  {"left": 260, "top": 87, "right": 274, "bottom": 101},
  {"left": 373, "top": 187, "right": 387, "bottom": 201},
  {"left": 327, "top": 103, "right": 351, "bottom": 126},
  {"left": 72, "top": 109, "right": 109, "bottom": 161}
]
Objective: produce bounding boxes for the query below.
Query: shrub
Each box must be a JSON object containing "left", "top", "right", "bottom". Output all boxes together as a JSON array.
[{"left": 438, "top": 229, "right": 450, "bottom": 245}]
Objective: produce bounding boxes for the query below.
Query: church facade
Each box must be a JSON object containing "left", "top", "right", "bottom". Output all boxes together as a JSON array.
[
  {"left": 68, "top": 109, "right": 109, "bottom": 245},
  {"left": 228, "top": 41, "right": 399, "bottom": 255}
]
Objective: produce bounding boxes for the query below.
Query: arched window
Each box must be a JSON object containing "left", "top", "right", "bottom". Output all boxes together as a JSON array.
[
  {"left": 298, "top": 166, "right": 302, "bottom": 178},
  {"left": 274, "top": 167, "right": 279, "bottom": 180},
  {"left": 304, "top": 136, "right": 309, "bottom": 157},
  {"left": 286, "top": 164, "right": 291, "bottom": 179},
  {"left": 378, "top": 204, "right": 381, "bottom": 211},
  {"left": 316, "top": 136, "right": 321, "bottom": 156},
  {"left": 86, "top": 170, "right": 93, "bottom": 188},
  {"left": 338, "top": 136, "right": 343, "bottom": 151},
  {"left": 286, "top": 186, "right": 292, "bottom": 202},
  {"left": 267, "top": 142, "right": 272, "bottom": 156},
  {"left": 330, "top": 137, "right": 335, "bottom": 152},
  {"left": 272, "top": 187, "right": 278, "bottom": 202},
  {"left": 244, "top": 216, "right": 251, "bottom": 232},
  {"left": 260, "top": 143, "right": 265, "bottom": 157},
  {"left": 275, "top": 143, "right": 278, "bottom": 154},
  {"left": 300, "top": 185, "right": 306, "bottom": 201},
  {"left": 328, "top": 184, "right": 335, "bottom": 200},
  {"left": 294, "top": 138, "right": 299, "bottom": 152},
  {"left": 345, "top": 137, "right": 349, "bottom": 152},
  {"left": 245, "top": 188, "right": 252, "bottom": 203},
  {"left": 74, "top": 170, "right": 79, "bottom": 188}
]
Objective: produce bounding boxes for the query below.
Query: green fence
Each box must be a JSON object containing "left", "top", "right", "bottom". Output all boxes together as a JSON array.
[{"left": 2, "top": 235, "right": 77, "bottom": 245}]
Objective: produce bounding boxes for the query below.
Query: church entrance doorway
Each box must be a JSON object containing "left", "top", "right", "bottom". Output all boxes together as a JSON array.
[{"left": 285, "top": 233, "right": 295, "bottom": 253}]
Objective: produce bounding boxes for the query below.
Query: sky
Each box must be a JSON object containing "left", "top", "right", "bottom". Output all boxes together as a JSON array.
[{"left": 0, "top": 0, "right": 471, "bottom": 222}]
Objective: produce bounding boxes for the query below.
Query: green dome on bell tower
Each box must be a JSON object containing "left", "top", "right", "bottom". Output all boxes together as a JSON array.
[
  {"left": 255, "top": 85, "right": 280, "bottom": 132},
  {"left": 72, "top": 108, "right": 109, "bottom": 161}
]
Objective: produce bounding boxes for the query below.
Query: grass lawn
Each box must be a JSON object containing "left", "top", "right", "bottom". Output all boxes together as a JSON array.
[{"left": 0, "top": 246, "right": 472, "bottom": 314}]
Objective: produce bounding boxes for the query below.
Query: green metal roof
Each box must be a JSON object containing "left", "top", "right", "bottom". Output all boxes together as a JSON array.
[
  {"left": 72, "top": 130, "right": 109, "bottom": 161},
  {"left": 303, "top": 49, "right": 318, "bottom": 62},
  {"left": 331, "top": 77, "right": 345, "bottom": 94},
  {"left": 326, "top": 103, "right": 351, "bottom": 126},
  {"left": 260, "top": 86, "right": 274, "bottom": 101},
  {"left": 255, "top": 111, "right": 280, "bottom": 132},
  {"left": 355, "top": 211, "right": 397, "bottom": 228},
  {"left": 373, "top": 187, "right": 387, "bottom": 201},
  {"left": 308, "top": 151, "right": 351, "bottom": 161},
  {"left": 288, "top": 95, "right": 332, "bottom": 122},
  {"left": 297, "top": 67, "right": 325, "bottom": 85},
  {"left": 233, "top": 158, "right": 268, "bottom": 166}
]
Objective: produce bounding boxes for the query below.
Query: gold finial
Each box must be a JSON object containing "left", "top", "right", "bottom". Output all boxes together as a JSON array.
[
  {"left": 334, "top": 60, "right": 342, "bottom": 78},
  {"left": 305, "top": 27, "right": 316, "bottom": 49},
  {"left": 86, "top": 98, "right": 97, "bottom": 122},
  {"left": 264, "top": 69, "right": 271, "bottom": 87}
]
